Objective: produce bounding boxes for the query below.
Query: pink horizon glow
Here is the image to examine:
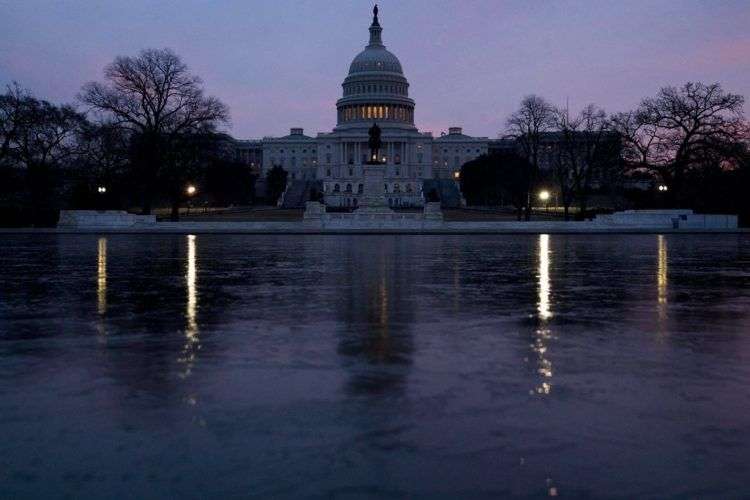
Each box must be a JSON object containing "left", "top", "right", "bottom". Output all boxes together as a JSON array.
[{"left": 1, "top": 0, "right": 748, "bottom": 139}]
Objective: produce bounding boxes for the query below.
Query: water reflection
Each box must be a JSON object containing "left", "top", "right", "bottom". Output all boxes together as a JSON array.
[
  {"left": 97, "top": 237, "right": 107, "bottom": 316},
  {"left": 180, "top": 235, "right": 199, "bottom": 377},
  {"left": 538, "top": 234, "right": 552, "bottom": 321},
  {"left": 656, "top": 235, "right": 669, "bottom": 335},
  {"left": 336, "top": 238, "right": 414, "bottom": 396},
  {"left": 533, "top": 234, "right": 553, "bottom": 395}
]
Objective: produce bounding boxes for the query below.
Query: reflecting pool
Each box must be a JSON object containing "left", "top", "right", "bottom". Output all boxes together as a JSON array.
[{"left": 1, "top": 234, "right": 749, "bottom": 498}]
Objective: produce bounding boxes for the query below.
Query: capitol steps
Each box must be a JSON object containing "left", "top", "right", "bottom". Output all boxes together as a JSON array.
[{"left": 280, "top": 180, "right": 324, "bottom": 209}]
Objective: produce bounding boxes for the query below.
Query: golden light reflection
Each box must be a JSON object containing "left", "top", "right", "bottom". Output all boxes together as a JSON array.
[
  {"left": 97, "top": 237, "right": 107, "bottom": 316},
  {"left": 186, "top": 234, "right": 197, "bottom": 339},
  {"left": 538, "top": 234, "right": 552, "bottom": 320},
  {"left": 532, "top": 234, "right": 553, "bottom": 396},
  {"left": 180, "top": 234, "right": 199, "bottom": 378},
  {"left": 657, "top": 235, "right": 668, "bottom": 331},
  {"left": 657, "top": 235, "right": 668, "bottom": 305}
]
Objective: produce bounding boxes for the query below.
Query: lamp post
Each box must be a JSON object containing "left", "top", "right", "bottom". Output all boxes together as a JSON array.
[
  {"left": 539, "top": 190, "right": 550, "bottom": 213},
  {"left": 96, "top": 185, "right": 107, "bottom": 211},
  {"left": 186, "top": 185, "right": 197, "bottom": 215}
]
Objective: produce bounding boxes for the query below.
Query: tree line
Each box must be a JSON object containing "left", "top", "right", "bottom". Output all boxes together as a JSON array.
[
  {"left": 460, "top": 82, "right": 750, "bottom": 222},
  {"left": 0, "top": 48, "right": 256, "bottom": 226}
]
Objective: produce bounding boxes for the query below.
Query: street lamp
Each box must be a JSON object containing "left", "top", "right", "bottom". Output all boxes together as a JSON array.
[
  {"left": 453, "top": 171, "right": 460, "bottom": 180},
  {"left": 186, "top": 185, "right": 197, "bottom": 215},
  {"left": 97, "top": 186, "right": 107, "bottom": 194},
  {"left": 658, "top": 184, "right": 669, "bottom": 192},
  {"left": 538, "top": 190, "right": 550, "bottom": 213}
]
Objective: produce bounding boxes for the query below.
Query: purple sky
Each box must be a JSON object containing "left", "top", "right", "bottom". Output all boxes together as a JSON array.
[{"left": 2, "top": 0, "right": 748, "bottom": 139}]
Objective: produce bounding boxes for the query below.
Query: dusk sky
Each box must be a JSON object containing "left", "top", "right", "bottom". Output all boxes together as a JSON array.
[{"left": 2, "top": 0, "right": 749, "bottom": 139}]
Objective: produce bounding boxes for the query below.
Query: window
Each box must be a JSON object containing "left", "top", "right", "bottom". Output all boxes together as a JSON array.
[
  {"left": 357, "top": 184, "right": 363, "bottom": 194},
  {"left": 384, "top": 184, "right": 389, "bottom": 193},
  {"left": 417, "top": 153, "right": 423, "bottom": 163},
  {"left": 346, "top": 183, "right": 352, "bottom": 193},
  {"left": 334, "top": 184, "right": 340, "bottom": 193},
  {"left": 394, "top": 183, "right": 401, "bottom": 193},
  {"left": 406, "top": 184, "right": 413, "bottom": 193},
  {"left": 326, "top": 168, "right": 331, "bottom": 177},
  {"left": 348, "top": 167, "right": 353, "bottom": 176},
  {"left": 326, "top": 153, "right": 332, "bottom": 163}
]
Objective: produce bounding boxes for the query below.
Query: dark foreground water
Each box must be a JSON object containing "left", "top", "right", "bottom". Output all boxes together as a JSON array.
[{"left": 1, "top": 234, "right": 750, "bottom": 499}]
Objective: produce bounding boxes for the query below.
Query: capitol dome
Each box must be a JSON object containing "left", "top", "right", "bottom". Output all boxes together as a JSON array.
[
  {"left": 335, "top": 5, "right": 416, "bottom": 130},
  {"left": 348, "top": 46, "right": 403, "bottom": 75}
]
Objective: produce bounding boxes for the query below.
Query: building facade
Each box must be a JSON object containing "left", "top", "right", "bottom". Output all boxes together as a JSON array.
[
  {"left": 229, "top": 7, "right": 623, "bottom": 207},
  {"left": 231, "top": 7, "right": 488, "bottom": 208}
]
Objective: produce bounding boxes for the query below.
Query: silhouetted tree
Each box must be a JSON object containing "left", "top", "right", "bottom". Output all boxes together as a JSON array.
[
  {"left": 505, "top": 95, "right": 555, "bottom": 220},
  {"left": 79, "top": 48, "right": 229, "bottom": 214},
  {"left": 71, "top": 120, "right": 131, "bottom": 209},
  {"left": 0, "top": 84, "right": 86, "bottom": 224},
  {"left": 265, "top": 165, "right": 288, "bottom": 205},
  {"left": 612, "top": 82, "right": 745, "bottom": 206},
  {"left": 0, "top": 82, "right": 30, "bottom": 168},
  {"left": 160, "top": 131, "right": 220, "bottom": 220},
  {"left": 554, "top": 104, "right": 619, "bottom": 216}
]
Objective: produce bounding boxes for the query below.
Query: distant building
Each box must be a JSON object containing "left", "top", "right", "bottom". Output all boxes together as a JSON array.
[
  {"left": 225, "top": 7, "right": 487, "bottom": 207},
  {"left": 228, "top": 7, "right": 624, "bottom": 206}
]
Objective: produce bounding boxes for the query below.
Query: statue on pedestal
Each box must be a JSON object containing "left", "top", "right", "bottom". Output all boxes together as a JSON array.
[{"left": 368, "top": 122, "right": 382, "bottom": 163}]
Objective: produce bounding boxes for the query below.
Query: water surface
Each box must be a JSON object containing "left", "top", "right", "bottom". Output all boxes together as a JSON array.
[{"left": 1, "top": 234, "right": 749, "bottom": 498}]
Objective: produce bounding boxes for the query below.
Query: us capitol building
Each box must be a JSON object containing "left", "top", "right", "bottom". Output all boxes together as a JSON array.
[{"left": 233, "top": 6, "right": 496, "bottom": 208}]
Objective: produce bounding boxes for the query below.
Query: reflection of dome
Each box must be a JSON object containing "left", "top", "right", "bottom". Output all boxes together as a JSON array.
[{"left": 335, "top": 6, "right": 415, "bottom": 130}]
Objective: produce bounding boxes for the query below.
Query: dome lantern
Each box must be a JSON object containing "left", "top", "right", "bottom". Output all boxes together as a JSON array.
[{"left": 368, "top": 4, "right": 383, "bottom": 47}]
